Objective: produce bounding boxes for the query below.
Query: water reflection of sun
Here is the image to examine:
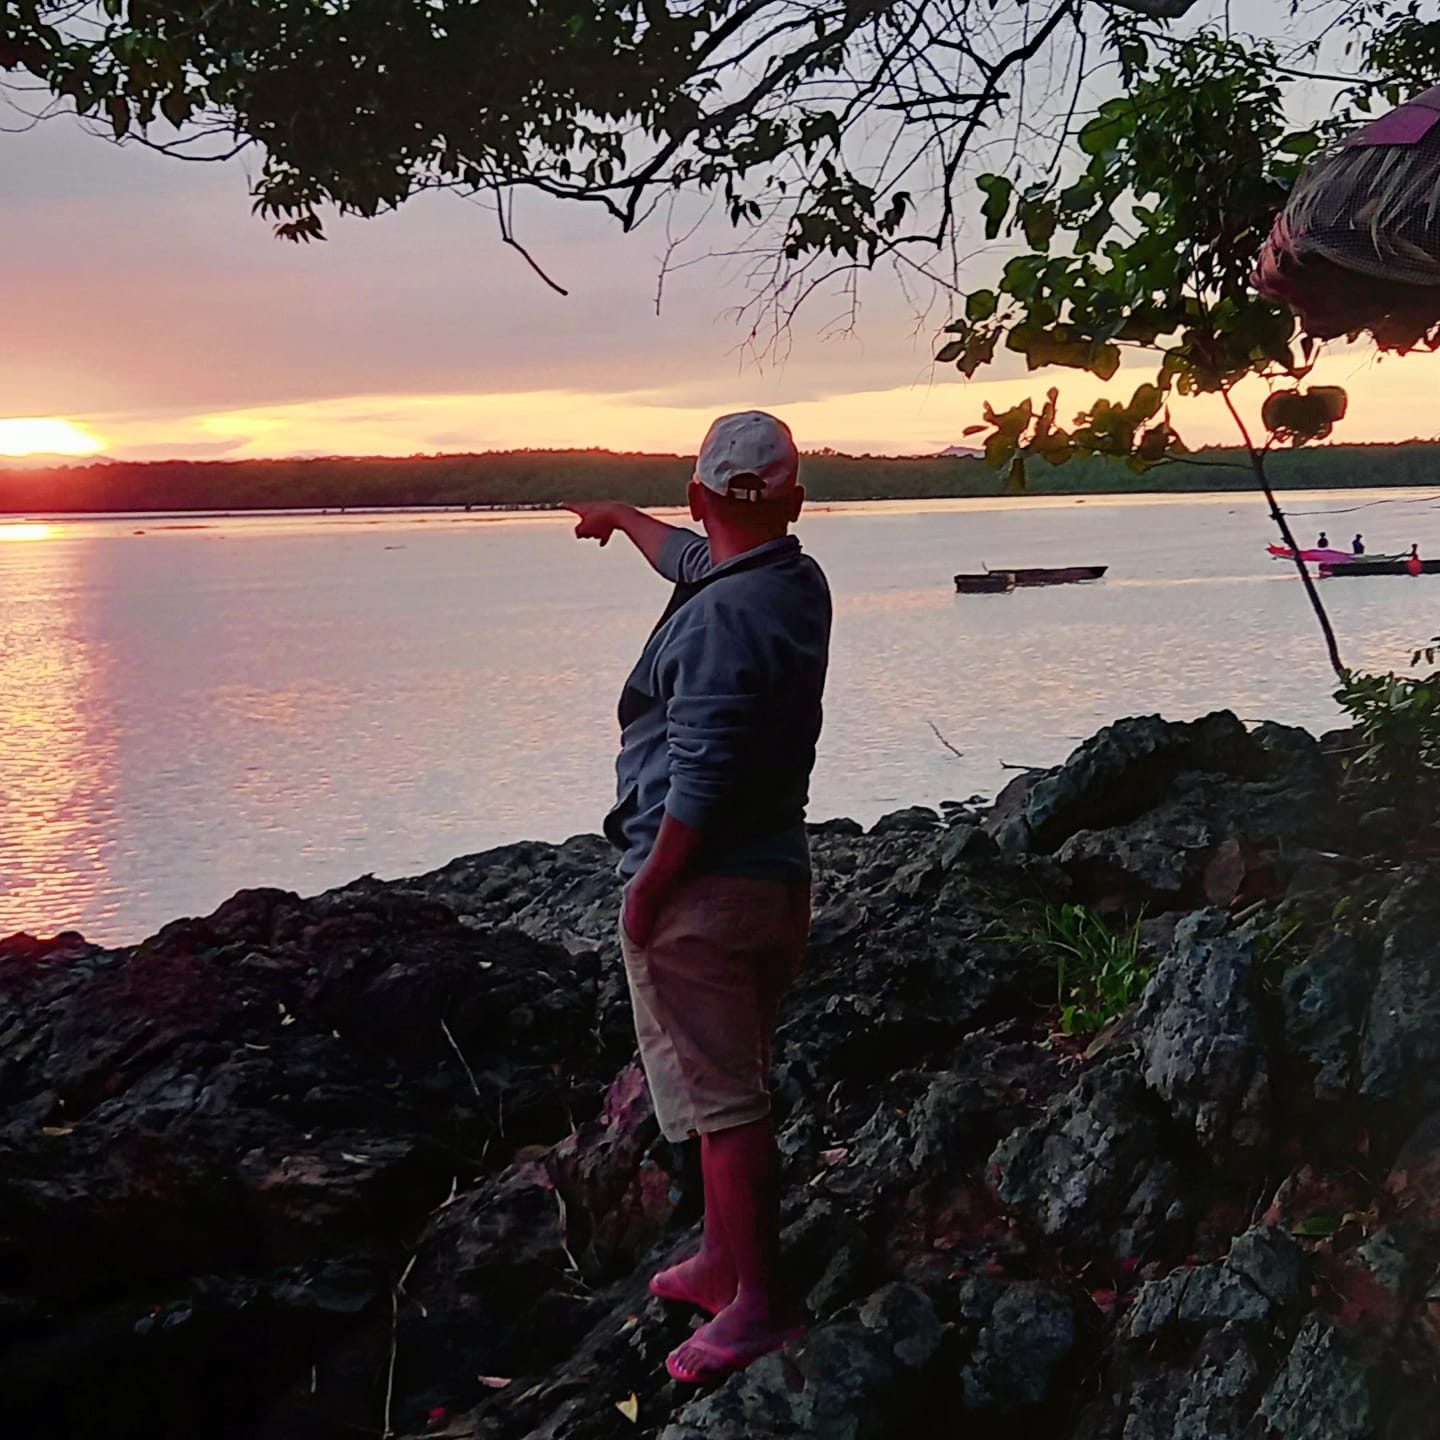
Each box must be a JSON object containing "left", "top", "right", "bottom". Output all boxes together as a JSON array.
[
  {"left": 0, "top": 417, "right": 103, "bottom": 458},
  {"left": 0, "top": 528, "right": 117, "bottom": 936},
  {"left": 0, "top": 523, "right": 54, "bottom": 542}
]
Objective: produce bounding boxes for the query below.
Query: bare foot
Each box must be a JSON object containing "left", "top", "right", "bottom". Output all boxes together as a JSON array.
[
  {"left": 649, "top": 1247, "right": 737, "bottom": 1316},
  {"left": 665, "top": 1298, "right": 803, "bottom": 1384}
]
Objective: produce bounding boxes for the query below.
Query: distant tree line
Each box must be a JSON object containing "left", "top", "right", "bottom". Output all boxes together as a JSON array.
[{"left": 2, "top": 442, "right": 1439, "bottom": 515}]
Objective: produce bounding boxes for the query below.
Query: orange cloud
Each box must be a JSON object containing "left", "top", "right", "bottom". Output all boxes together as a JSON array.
[{"left": 74, "top": 343, "right": 1440, "bottom": 462}]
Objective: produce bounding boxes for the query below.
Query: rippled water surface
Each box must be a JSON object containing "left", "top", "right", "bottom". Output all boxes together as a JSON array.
[{"left": 4, "top": 491, "right": 1439, "bottom": 945}]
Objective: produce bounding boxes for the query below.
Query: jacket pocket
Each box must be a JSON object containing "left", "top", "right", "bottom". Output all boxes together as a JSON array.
[{"left": 604, "top": 783, "right": 638, "bottom": 852}]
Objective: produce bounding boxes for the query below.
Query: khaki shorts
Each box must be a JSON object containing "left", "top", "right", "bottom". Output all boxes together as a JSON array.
[{"left": 619, "top": 874, "right": 810, "bottom": 1142}]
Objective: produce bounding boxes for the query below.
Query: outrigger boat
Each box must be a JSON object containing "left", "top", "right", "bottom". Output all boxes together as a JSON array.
[
  {"left": 1267, "top": 545, "right": 1407, "bottom": 564},
  {"left": 953, "top": 564, "right": 1107, "bottom": 593},
  {"left": 1320, "top": 557, "right": 1440, "bottom": 577}
]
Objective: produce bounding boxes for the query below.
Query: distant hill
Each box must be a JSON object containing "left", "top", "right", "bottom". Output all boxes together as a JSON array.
[
  {"left": 3, "top": 441, "right": 1440, "bottom": 513},
  {"left": 936, "top": 445, "right": 983, "bottom": 458},
  {"left": 0, "top": 451, "right": 113, "bottom": 470}
]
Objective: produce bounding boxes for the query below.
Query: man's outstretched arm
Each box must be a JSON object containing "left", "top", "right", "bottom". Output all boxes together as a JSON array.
[{"left": 564, "top": 501, "right": 681, "bottom": 575}]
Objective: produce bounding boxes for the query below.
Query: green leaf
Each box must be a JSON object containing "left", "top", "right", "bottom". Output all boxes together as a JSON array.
[
  {"left": 935, "top": 339, "right": 967, "bottom": 364},
  {"left": 966, "top": 289, "right": 997, "bottom": 322},
  {"left": 984, "top": 432, "right": 1018, "bottom": 471},
  {"left": 991, "top": 398, "right": 1033, "bottom": 439},
  {"left": 955, "top": 330, "right": 998, "bottom": 378},
  {"left": 1018, "top": 198, "right": 1057, "bottom": 250},
  {"left": 1291, "top": 1215, "right": 1340, "bottom": 1238},
  {"left": 159, "top": 88, "right": 191, "bottom": 127},
  {"left": 1310, "top": 385, "right": 1348, "bottom": 422},
  {"left": 1126, "top": 383, "right": 1163, "bottom": 423},
  {"left": 1278, "top": 131, "right": 1322, "bottom": 157},
  {"left": 1088, "top": 343, "right": 1122, "bottom": 381},
  {"left": 1078, "top": 107, "right": 1127, "bottom": 158},
  {"left": 105, "top": 94, "right": 130, "bottom": 139},
  {"left": 976, "top": 174, "right": 1013, "bottom": 241},
  {"left": 1137, "top": 425, "right": 1170, "bottom": 463}
]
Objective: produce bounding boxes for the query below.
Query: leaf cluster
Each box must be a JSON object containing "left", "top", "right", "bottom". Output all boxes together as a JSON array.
[
  {"left": 936, "top": 26, "right": 1365, "bottom": 488},
  {"left": 1334, "top": 667, "right": 1440, "bottom": 786}
]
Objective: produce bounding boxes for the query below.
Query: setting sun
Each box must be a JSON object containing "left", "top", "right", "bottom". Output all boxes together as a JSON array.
[{"left": 0, "top": 417, "right": 103, "bottom": 458}]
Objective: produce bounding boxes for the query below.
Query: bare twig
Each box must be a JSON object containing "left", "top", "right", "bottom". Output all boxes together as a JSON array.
[
  {"left": 497, "top": 189, "right": 569, "bottom": 296},
  {"left": 1219, "top": 384, "right": 1346, "bottom": 680},
  {"left": 927, "top": 720, "right": 966, "bottom": 759},
  {"left": 439, "top": 1018, "right": 482, "bottom": 1101}
]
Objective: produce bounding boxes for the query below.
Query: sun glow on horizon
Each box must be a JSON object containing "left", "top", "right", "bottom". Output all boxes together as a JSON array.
[{"left": 0, "top": 417, "right": 104, "bottom": 458}]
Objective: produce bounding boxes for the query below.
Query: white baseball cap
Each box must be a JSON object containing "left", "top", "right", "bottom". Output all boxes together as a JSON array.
[{"left": 694, "top": 411, "right": 799, "bottom": 502}]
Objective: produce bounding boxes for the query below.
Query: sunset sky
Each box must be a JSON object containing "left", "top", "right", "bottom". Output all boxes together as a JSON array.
[{"left": 5, "top": 103, "right": 1440, "bottom": 464}]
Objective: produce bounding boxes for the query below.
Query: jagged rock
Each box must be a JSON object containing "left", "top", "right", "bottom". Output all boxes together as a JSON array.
[
  {"left": 960, "top": 1281, "right": 1075, "bottom": 1410},
  {"left": 1055, "top": 806, "right": 1215, "bottom": 903},
  {"left": 1132, "top": 910, "right": 1270, "bottom": 1156},
  {"left": 1282, "top": 932, "right": 1375, "bottom": 1100},
  {"left": 1386, "top": 1109, "right": 1440, "bottom": 1241},
  {"left": 1117, "top": 1221, "right": 1301, "bottom": 1342},
  {"left": 659, "top": 1284, "right": 943, "bottom": 1440},
  {"left": 989, "top": 1056, "right": 1184, "bottom": 1258},
  {"left": 1359, "top": 869, "right": 1440, "bottom": 1107},
  {"left": 992, "top": 715, "right": 1347, "bottom": 904},
  {"left": 1007, "top": 712, "right": 1262, "bottom": 856},
  {"left": 4, "top": 707, "right": 1438, "bottom": 1440},
  {"left": 1353, "top": 1228, "right": 1419, "bottom": 1297},
  {"left": 1257, "top": 1316, "right": 1373, "bottom": 1440},
  {"left": 868, "top": 806, "right": 943, "bottom": 836},
  {"left": 1121, "top": 1227, "right": 1300, "bottom": 1341},
  {"left": 939, "top": 824, "right": 999, "bottom": 870},
  {"left": 906, "top": 1037, "right": 1063, "bottom": 1177},
  {"left": 1251, "top": 720, "right": 1328, "bottom": 773},
  {"left": 1123, "top": 1263, "right": 1269, "bottom": 1338},
  {"left": 0, "top": 885, "right": 615, "bottom": 1437},
  {"left": 1121, "top": 1324, "right": 1266, "bottom": 1440},
  {"left": 1225, "top": 1225, "right": 1303, "bottom": 1305}
]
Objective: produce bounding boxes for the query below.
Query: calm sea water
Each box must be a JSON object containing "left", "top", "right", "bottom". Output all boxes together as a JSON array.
[{"left": 4, "top": 490, "right": 1439, "bottom": 945}]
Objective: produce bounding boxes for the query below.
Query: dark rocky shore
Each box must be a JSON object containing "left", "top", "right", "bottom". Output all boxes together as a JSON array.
[{"left": 3, "top": 711, "right": 1439, "bottom": 1439}]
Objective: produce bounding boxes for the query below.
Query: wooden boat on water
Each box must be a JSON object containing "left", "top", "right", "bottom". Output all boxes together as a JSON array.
[
  {"left": 1268, "top": 545, "right": 1407, "bottom": 564},
  {"left": 1320, "top": 557, "right": 1440, "bottom": 577},
  {"left": 954, "top": 572, "right": 1015, "bottom": 594},
  {"left": 1005, "top": 564, "right": 1107, "bottom": 586},
  {"left": 953, "top": 564, "right": 1107, "bottom": 593}
]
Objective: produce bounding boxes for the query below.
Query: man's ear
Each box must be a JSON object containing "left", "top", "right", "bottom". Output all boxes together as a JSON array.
[
  {"left": 786, "top": 486, "right": 805, "bottom": 524},
  {"left": 688, "top": 479, "right": 706, "bottom": 524}
]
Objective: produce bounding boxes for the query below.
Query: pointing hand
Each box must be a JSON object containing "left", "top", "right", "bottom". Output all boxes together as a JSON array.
[{"left": 563, "top": 501, "right": 623, "bottom": 546}]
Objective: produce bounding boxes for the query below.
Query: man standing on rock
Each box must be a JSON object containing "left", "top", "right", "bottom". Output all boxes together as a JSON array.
[{"left": 565, "top": 411, "right": 831, "bottom": 1385}]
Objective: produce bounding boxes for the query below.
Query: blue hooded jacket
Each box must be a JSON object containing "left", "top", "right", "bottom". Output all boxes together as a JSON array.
[{"left": 605, "top": 528, "right": 831, "bottom": 883}]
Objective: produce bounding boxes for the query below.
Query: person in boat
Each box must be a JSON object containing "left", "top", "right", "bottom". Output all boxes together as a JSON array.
[
  {"left": 1352, "top": 534, "right": 1365, "bottom": 555},
  {"left": 564, "top": 411, "right": 829, "bottom": 1385},
  {"left": 1317, "top": 531, "right": 1330, "bottom": 549}
]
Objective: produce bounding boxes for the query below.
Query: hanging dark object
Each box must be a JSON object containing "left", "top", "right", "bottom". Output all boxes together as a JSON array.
[{"left": 1255, "top": 87, "right": 1440, "bottom": 349}]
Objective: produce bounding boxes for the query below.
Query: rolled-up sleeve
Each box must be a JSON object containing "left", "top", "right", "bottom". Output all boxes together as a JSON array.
[
  {"left": 657, "top": 529, "right": 713, "bottom": 583},
  {"left": 661, "top": 609, "right": 767, "bottom": 829}
]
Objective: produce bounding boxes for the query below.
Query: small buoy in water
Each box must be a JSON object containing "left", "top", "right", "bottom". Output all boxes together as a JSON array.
[{"left": 133, "top": 529, "right": 145, "bottom": 535}]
